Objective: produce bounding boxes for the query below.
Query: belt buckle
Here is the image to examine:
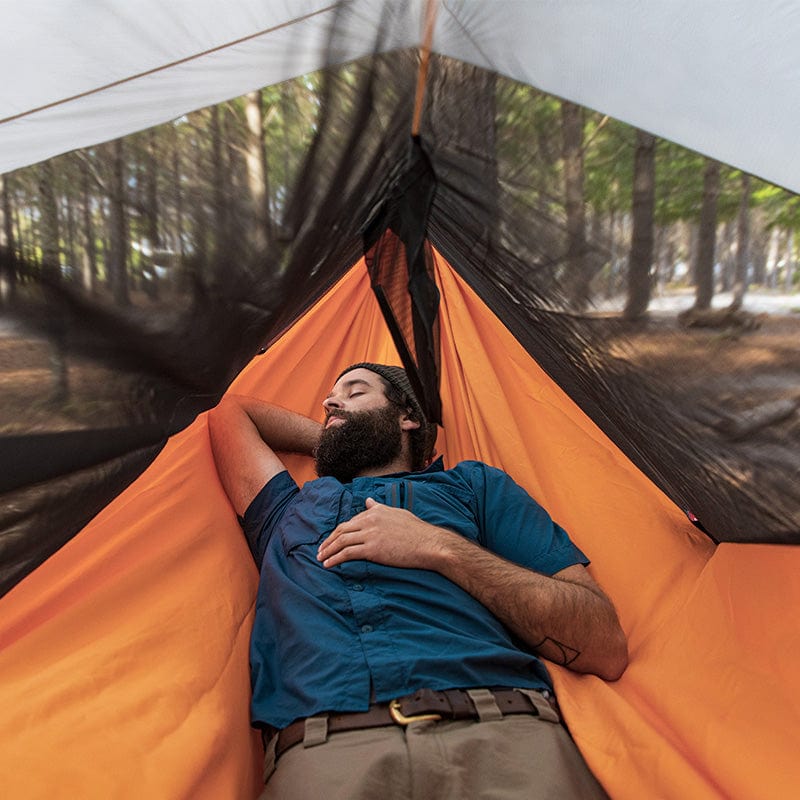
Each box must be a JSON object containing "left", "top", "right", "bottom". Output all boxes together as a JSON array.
[{"left": 388, "top": 698, "right": 442, "bottom": 725}]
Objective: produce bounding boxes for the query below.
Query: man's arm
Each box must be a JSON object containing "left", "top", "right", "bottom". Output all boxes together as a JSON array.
[
  {"left": 433, "top": 536, "right": 628, "bottom": 680},
  {"left": 316, "top": 499, "right": 628, "bottom": 681},
  {"left": 208, "top": 394, "right": 322, "bottom": 516}
]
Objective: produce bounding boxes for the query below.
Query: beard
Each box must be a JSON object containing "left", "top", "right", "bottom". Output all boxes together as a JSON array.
[{"left": 315, "top": 403, "right": 403, "bottom": 483}]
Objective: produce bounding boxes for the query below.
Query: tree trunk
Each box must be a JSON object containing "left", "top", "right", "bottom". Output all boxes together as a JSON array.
[
  {"left": 282, "top": 84, "right": 293, "bottom": 230},
  {"left": 38, "top": 161, "right": 69, "bottom": 403},
  {"left": 210, "top": 104, "right": 230, "bottom": 279},
  {"left": 784, "top": 230, "right": 795, "bottom": 292},
  {"left": 561, "top": 101, "right": 589, "bottom": 310},
  {"left": 749, "top": 210, "right": 767, "bottom": 286},
  {"left": 64, "top": 195, "right": 77, "bottom": 280},
  {"left": 0, "top": 174, "right": 17, "bottom": 305},
  {"left": 80, "top": 156, "right": 98, "bottom": 292},
  {"left": 107, "top": 139, "right": 130, "bottom": 305},
  {"left": 13, "top": 202, "right": 27, "bottom": 279},
  {"left": 624, "top": 129, "right": 656, "bottom": 319},
  {"left": 663, "top": 226, "right": 678, "bottom": 285},
  {"left": 173, "top": 139, "right": 185, "bottom": 259},
  {"left": 589, "top": 209, "right": 610, "bottom": 298},
  {"left": 170, "top": 127, "right": 186, "bottom": 293},
  {"left": 605, "top": 210, "right": 617, "bottom": 297},
  {"left": 729, "top": 173, "right": 751, "bottom": 310},
  {"left": 693, "top": 159, "right": 721, "bottom": 310},
  {"left": 430, "top": 58, "right": 499, "bottom": 260},
  {"left": 765, "top": 226, "right": 781, "bottom": 289},
  {"left": 687, "top": 223, "right": 699, "bottom": 286},
  {"left": 718, "top": 220, "right": 735, "bottom": 292},
  {"left": 39, "top": 161, "right": 61, "bottom": 281},
  {"left": 244, "top": 90, "right": 272, "bottom": 252},
  {"left": 656, "top": 224, "right": 675, "bottom": 288},
  {"left": 144, "top": 129, "right": 160, "bottom": 299}
]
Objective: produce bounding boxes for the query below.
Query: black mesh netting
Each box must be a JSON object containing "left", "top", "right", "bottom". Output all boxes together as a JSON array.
[{"left": 0, "top": 12, "right": 798, "bottom": 596}]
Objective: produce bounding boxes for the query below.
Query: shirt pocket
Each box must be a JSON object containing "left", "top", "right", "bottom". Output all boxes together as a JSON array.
[
  {"left": 278, "top": 478, "right": 350, "bottom": 556},
  {"left": 402, "top": 480, "right": 480, "bottom": 542}
]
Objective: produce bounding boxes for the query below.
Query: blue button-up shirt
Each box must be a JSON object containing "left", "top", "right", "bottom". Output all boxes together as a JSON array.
[{"left": 241, "top": 458, "right": 588, "bottom": 729}]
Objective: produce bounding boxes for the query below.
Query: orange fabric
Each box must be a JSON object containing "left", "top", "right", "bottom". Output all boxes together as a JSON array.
[{"left": 0, "top": 254, "right": 797, "bottom": 799}]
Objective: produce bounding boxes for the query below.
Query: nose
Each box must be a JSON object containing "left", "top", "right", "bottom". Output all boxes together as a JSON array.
[{"left": 322, "top": 395, "right": 343, "bottom": 413}]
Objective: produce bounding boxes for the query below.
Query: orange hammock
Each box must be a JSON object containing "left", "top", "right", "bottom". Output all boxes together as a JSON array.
[{"left": 0, "top": 250, "right": 797, "bottom": 799}]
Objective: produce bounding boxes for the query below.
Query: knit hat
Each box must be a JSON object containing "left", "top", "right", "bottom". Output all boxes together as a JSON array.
[{"left": 336, "top": 362, "right": 438, "bottom": 465}]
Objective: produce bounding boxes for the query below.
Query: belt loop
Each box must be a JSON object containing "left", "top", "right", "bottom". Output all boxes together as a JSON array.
[
  {"left": 263, "top": 733, "right": 277, "bottom": 782},
  {"left": 515, "top": 688, "right": 560, "bottom": 723},
  {"left": 303, "top": 715, "right": 329, "bottom": 748},
  {"left": 466, "top": 688, "right": 503, "bottom": 722}
]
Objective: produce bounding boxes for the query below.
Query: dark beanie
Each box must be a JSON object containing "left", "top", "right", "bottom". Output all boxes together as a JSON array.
[{"left": 337, "top": 362, "right": 438, "bottom": 464}]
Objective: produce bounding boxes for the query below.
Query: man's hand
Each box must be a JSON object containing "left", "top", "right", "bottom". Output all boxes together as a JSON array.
[
  {"left": 317, "top": 497, "right": 628, "bottom": 680},
  {"left": 317, "top": 498, "right": 454, "bottom": 569}
]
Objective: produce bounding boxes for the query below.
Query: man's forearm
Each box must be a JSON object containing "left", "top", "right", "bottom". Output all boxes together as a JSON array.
[
  {"left": 430, "top": 532, "right": 628, "bottom": 680},
  {"left": 208, "top": 394, "right": 322, "bottom": 515},
  {"left": 222, "top": 394, "right": 322, "bottom": 455}
]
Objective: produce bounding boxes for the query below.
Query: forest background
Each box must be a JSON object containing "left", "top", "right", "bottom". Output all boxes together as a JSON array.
[{"left": 0, "top": 62, "right": 797, "bottom": 526}]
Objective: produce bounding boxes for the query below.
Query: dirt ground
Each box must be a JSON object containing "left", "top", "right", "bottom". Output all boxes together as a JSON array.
[
  {"left": 605, "top": 312, "right": 800, "bottom": 532},
  {"left": 2, "top": 310, "right": 798, "bottom": 488},
  {"left": 610, "top": 312, "right": 800, "bottom": 434},
  {"left": 0, "top": 330, "right": 134, "bottom": 434},
  {"left": 2, "top": 310, "right": 798, "bottom": 427},
  {"left": 605, "top": 311, "right": 796, "bottom": 415}
]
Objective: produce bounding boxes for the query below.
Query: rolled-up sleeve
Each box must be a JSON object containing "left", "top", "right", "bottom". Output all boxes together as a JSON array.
[
  {"left": 240, "top": 470, "right": 299, "bottom": 567},
  {"left": 469, "top": 463, "right": 589, "bottom": 575}
]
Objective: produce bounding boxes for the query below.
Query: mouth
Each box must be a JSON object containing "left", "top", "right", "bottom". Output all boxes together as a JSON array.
[{"left": 325, "top": 415, "right": 347, "bottom": 429}]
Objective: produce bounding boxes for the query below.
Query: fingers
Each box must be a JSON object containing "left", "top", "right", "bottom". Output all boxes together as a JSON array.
[
  {"left": 326, "top": 498, "right": 386, "bottom": 539},
  {"left": 317, "top": 524, "right": 370, "bottom": 566},
  {"left": 317, "top": 535, "right": 366, "bottom": 568},
  {"left": 316, "top": 499, "right": 418, "bottom": 569},
  {"left": 317, "top": 503, "right": 377, "bottom": 566},
  {"left": 331, "top": 498, "right": 380, "bottom": 534},
  {"left": 317, "top": 504, "right": 392, "bottom": 567}
]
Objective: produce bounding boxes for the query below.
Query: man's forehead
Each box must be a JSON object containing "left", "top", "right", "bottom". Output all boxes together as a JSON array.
[{"left": 330, "top": 368, "right": 382, "bottom": 392}]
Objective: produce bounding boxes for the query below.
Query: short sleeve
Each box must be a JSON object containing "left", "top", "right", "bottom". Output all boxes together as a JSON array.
[
  {"left": 466, "top": 462, "right": 589, "bottom": 575},
  {"left": 240, "top": 470, "right": 299, "bottom": 567}
]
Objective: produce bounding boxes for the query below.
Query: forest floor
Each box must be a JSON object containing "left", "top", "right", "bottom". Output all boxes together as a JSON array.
[
  {"left": 1, "top": 299, "right": 799, "bottom": 430},
  {"left": 601, "top": 307, "right": 800, "bottom": 531},
  {"left": 615, "top": 306, "right": 800, "bottom": 432},
  {"left": 1, "top": 298, "right": 799, "bottom": 489},
  {"left": 0, "top": 317, "right": 134, "bottom": 434},
  {"left": 608, "top": 309, "right": 800, "bottom": 416}
]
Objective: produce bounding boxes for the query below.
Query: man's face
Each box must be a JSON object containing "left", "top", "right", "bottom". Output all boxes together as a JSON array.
[{"left": 315, "top": 368, "right": 405, "bottom": 482}]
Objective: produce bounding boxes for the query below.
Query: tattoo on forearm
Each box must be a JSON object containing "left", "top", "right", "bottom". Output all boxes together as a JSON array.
[{"left": 533, "top": 636, "right": 581, "bottom": 666}]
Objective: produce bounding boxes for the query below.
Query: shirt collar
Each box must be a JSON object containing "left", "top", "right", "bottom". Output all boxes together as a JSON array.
[
  {"left": 420, "top": 455, "right": 445, "bottom": 474},
  {"left": 351, "top": 455, "right": 445, "bottom": 482}
]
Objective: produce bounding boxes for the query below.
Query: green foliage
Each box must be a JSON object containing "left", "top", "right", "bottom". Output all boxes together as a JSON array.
[
  {"left": 652, "top": 141, "right": 705, "bottom": 224},
  {"left": 752, "top": 179, "right": 800, "bottom": 229},
  {"left": 495, "top": 79, "right": 563, "bottom": 212},
  {"left": 583, "top": 117, "right": 635, "bottom": 213},
  {"left": 3, "top": 56, "right": 799, "bottom": 308}
]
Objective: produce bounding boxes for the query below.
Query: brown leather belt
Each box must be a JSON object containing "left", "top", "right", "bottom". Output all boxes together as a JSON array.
[{"left": 266, "top": 688, "right": 557, "bottom": 762}]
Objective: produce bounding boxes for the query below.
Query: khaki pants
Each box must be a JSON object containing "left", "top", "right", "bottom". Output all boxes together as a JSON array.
[{"left": 260, "top": 713, "right": 609, "bottom": 800}]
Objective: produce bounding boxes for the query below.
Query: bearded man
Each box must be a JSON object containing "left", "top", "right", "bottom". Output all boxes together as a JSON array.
[{"left": 208, "top": 362, "right": 627, "bottom": 800}]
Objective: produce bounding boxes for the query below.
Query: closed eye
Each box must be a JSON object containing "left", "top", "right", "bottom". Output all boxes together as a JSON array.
[{"left": 349, "top": 392, "right": 364, "bottom": 398}]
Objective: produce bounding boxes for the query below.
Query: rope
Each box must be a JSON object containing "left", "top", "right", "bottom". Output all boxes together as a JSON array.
[{"left": 0, "top": 4, "right": 339, "bottom": 128}]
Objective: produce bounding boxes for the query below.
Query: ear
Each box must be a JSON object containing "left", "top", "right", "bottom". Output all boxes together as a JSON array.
[{"left": 400, "top": 413, "right": 421, "bottom": 432}]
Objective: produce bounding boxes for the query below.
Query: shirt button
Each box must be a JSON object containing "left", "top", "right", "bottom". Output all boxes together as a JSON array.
[
  {"left": 351, "top": 584, "right": 364, "bottom": 592},
  {"left": 360, "top": 624, "right": 373, "bottom": 634}
]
